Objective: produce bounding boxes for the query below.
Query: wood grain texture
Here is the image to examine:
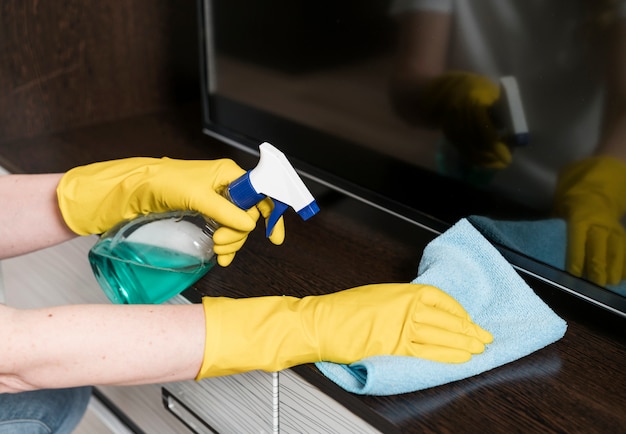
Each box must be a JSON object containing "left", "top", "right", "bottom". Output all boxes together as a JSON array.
[
  {"left": 0, "top": 0, "right": 199, "bottom": 142},
  {"left": 279, "top": 369, "right": 381, "bottom": 434},
  {"left": 165, "top": 373, "right": 275, "bottom": 433}
]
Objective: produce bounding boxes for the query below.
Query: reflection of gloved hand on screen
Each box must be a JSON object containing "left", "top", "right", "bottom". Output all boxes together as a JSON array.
[
  {"left": 422, "top": 71, "right": 512, "bottom": 169},
  {"left": 56, "top": 157, "right": 285, "bottom": 266},
  {"left": 553, "top": 156, "right": 626, "bottom": 286},
  {"left": 195, "top": 283, "right": 493, "bottom": 379}
]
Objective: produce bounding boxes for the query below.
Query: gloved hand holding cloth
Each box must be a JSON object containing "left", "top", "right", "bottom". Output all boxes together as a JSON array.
[
  {"left": 422, "top": 71, "right": 512, "bottom": 169},
  {"left": 195, "top": 283, "right": 493, "bottom": 379},
  {"left": 56, "top": 157, "right": 285, "bottom": 266},
  {"left": 553, "top": 155, "right": 626, "bottom": 286}
]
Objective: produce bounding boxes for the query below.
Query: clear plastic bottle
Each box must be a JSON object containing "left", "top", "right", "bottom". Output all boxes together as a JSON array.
[{"left": 89, "top": 211, "right": 218, "bottom": 304}]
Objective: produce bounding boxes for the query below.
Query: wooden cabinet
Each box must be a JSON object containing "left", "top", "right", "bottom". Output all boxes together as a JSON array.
[
  {"left": 164, "top": 373, "right": 275, "bottom": 433},
  {"left": 278, "top": 370, "right": 379, "bottom": 434},
  {"left": 162, "top": 369, "right": 381, "bottom": 433}
]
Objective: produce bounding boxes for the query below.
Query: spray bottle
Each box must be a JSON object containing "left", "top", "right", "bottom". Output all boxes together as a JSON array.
[{"left": 88, "top": 142, "right": 320, "bottom": 304}]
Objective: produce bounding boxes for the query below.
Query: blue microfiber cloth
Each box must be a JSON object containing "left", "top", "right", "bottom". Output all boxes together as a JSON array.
[
  {"left": 314, "top": 218, "right": 567, "bottom": 396},
  {"left": 467, "top": 215, "right": 626, "bottom": 296}
]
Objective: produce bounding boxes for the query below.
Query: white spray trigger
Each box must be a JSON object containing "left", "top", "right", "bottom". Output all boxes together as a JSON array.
[{"left": 228, "top": 142, "right": 319, "bottom": 237}]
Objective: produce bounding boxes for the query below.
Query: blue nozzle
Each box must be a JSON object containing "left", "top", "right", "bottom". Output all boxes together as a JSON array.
[{"left": 297, "top": 201, "right": 320, "bottom": 221}]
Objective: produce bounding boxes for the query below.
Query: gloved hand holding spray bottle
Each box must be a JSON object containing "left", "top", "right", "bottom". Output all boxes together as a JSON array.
[{"left": 88, "top": 142, "right": 320, "bottom": 304}]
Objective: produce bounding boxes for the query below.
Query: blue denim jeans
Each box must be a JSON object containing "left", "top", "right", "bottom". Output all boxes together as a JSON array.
[{"left": 0, "top": 387, "right": 92, "bottom": 434}]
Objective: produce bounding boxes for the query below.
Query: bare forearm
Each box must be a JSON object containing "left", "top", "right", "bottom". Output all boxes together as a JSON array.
[
  {"left": 0, "top": 303, "right": 205, "bottom": 392},
  {"left": 0, "top": 173, "right": 76, "bottom": 259}
]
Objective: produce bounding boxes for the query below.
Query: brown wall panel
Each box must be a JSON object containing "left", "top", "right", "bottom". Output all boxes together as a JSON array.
[{"left": 0, "top": 0, "right": 199, "bottom": 141}]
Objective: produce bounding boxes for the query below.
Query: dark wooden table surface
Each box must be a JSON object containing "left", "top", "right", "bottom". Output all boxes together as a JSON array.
[{"left": 2, "top": 105, "right": 625, "bottom": 434}]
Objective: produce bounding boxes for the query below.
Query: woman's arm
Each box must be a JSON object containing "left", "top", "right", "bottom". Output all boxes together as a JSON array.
[
  {"left": 0, "top": 173, "right": 76, "bottom": 259},
  {"left": 0, "top": 302, "right": 205, "bottom": 393}
]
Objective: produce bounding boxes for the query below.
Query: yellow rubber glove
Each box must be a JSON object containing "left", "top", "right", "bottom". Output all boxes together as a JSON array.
[
  {"left": 423, "top": 71, "right": 512, "bottom": 169},
  {"left": 196, "top": 283, "right": 493, "bottom": 379},
  {"left": 553, "top": 156, "right": 626, "bottom": 286},
  {"left": 57, "top": 157, "right": 285, "bottom": 266}
]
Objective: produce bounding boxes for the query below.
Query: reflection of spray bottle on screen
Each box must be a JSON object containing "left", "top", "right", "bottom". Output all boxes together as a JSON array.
[{"left": 436, "top": 76, "right": 529, "bottom": 187}]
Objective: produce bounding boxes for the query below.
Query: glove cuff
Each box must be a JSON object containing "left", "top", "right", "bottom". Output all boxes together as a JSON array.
[{"left": 196, "top": 295, "right": 319, "bottom": 379}]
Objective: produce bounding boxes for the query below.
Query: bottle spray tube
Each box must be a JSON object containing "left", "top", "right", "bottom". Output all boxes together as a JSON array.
[{"left": 88, "top": 142, "right": 319, "bottom": 304}]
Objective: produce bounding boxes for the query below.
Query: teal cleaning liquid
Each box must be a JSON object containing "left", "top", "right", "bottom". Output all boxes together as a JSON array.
[
  {"left": 88, "top": 211, "right": 218, "bottom": 304},
  {"left": 89, "top": 239, "right": 215, "bottom": 304}
]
